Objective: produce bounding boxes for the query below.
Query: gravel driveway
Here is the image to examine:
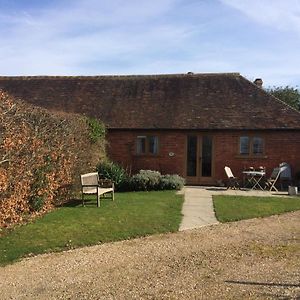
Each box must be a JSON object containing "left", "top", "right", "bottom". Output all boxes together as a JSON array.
[{"left": 1, "top": 211, "right": 299, "bottom": 299}]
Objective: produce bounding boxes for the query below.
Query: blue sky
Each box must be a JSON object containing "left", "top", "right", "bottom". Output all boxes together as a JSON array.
[{"left": 0, "top": 0, "right": 299, "bottom": 87}]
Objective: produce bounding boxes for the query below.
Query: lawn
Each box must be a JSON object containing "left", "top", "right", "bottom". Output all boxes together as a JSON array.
[
  {"left": 213, "top": 195, "right": 300, "bottom": 222},
  {"left": 0, "top": 191, "right": 183, "bottom": 266}
]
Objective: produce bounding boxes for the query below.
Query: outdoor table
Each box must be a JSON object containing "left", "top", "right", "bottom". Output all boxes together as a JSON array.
[{"left": 242, "top": 170, "right": 266, "bottom": 190}]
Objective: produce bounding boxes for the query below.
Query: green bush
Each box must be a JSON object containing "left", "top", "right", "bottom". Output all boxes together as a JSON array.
[
  {"left": 87, "top": 118, "right": 105, "bottom": 143},
  {"left": 160, "top": 174, "right": 185, "bottom": 190},
  {"left": 96, "top": 161, "right": 185, "bottom": 192},
  {"left": 130, "top": 170, "right": 185, "bottom": 191},
  {"left": 96, "top": 161, "right": 129, "bottom": 191},
  {"left": 29, "top": 196, "right": 45, "bottom": 211},
  {"left": 29, "top": 164, "right": 51, "bottom": 211},
  {"left": 130, "top": 170, "right": 161, "bottom": 191}
]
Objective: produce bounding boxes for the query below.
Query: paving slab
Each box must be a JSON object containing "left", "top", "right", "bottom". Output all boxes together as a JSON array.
[
  {"left": 179, "top": 186, "right": 219, "bottom": 231},
  {"left": 179, "top": 186, "right": 291, "bottom": 231}
]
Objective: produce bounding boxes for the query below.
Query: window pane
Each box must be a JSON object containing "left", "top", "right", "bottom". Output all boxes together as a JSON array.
[
  {"left": 202, "top": 136, "right": 212, "bottom": 177},
  {"left": 253, "top": 137, "right": 263, "bottom": 155},
  {"left": 137, "top": 136, "right": 146, "bottom": 154},
  {"left": 240, "top": 136, "right": 249, "bottom": 155},
  {"left": 149, "top": 136, "right": 158, "bottom": 154},
  {"left": 187, "top": 136, "right": 197, "bottom": 176}
]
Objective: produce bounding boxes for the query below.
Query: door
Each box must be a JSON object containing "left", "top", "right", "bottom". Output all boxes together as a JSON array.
[{"left": 186, "top": 135, "right": 214, "bottom": 185}]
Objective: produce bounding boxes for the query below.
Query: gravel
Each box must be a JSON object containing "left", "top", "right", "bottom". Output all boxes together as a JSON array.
[{"left": 0, "top": 211, "right": 299, "bottom": 299}]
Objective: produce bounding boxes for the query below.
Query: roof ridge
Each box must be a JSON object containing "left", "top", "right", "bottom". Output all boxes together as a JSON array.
[{"left": 0, "top": 72, "right": 241, "bottom": 80}]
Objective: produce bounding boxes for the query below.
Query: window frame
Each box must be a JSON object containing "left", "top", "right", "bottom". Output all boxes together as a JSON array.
[
  {"left": 238, "top": 135, "right": 265, "bottom": 157},
  {"left": 252, "top": 136, "right": 264, "bottom": 155},
  {"left": 136, "top": 135, "right": 159, "bottom": 155},
  {"left": 136, "top": 136, "right": 147, "bottom": 154}
]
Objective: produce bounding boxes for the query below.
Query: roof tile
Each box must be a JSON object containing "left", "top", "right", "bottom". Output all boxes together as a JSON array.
[{"left": 0, "top": 73, "right": 299, "bottom": 130}]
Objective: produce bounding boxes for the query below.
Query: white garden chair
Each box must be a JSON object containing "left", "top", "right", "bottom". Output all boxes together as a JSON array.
[{"left": 224, "top": 166, "right": 240, "bottom": 189}]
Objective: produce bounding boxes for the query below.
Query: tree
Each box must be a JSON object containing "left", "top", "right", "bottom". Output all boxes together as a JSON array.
[{"left": 267, "top": 86, "right": 300, "bottom": 110}]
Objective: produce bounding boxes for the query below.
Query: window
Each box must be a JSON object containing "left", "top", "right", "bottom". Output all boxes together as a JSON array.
[
  {"left": 187, "top": 136, "right": 197, "bottom": 176},
  {"left": 240, "top": 136, "right": 250, "bottom": 155},
  {"left": 137, "top": 136, "right": 146, "bottom": 154},
  {"left": 148, "top": 136, "right": 158, "bottom": 154},
  {"left": 136, "top": 135, "right": 158, "bottom": 155},
  {"left": 239, "top": 136, "right": 264, "bottom": 156},
  {"left": 252, "top": 137, "right": 263, "bottom": 155}
]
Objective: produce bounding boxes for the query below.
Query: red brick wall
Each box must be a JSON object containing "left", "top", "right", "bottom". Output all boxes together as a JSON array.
[
  {"left": 106, "top": 131, "right": 186, "bottom": 176},
  {"left": 213, "top": 130, "right": 300, "bottom": 182},
  {"left": 107, "top": 130, "right": 300, "bottom": 185}
]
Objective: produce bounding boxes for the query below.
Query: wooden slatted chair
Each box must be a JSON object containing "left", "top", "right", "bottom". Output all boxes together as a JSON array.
[{"left": 80, "top": 172, "right": 114, "bottom": 207}]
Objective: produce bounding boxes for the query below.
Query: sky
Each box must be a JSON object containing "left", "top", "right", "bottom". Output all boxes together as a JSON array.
[{"left": 0, "top": 0, "right": 299, "bottom": 88}]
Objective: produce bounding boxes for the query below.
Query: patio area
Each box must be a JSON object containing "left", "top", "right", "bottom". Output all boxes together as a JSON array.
[
  {"left": 204, "top": 186, "right": 293, "bottom": 197},
  {"left": 179, "top": 185, "right": 298, "bottom": 231}
]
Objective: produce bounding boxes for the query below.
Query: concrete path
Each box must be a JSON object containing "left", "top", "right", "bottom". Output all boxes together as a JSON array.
[
  {"left": 179, "top": 186, "right": 290, "bottom": 231},
  {"left": 179, "top": 186, "right": 219, "bottom": 231}
]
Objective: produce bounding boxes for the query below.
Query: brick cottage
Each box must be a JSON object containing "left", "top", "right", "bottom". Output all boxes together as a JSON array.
[{"left": 1, "top": 73, "right": 300, "bottom": 185}]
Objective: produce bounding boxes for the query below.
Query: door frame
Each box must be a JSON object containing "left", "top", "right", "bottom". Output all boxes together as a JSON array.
[{"left": 185, "top": 134, "right": 215, "bottom": 185}]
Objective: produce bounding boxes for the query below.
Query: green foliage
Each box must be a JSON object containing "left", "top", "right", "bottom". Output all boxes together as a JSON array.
[
  {"left": 131, "top": 170, "right": 162, "bottom": 191},
  {"left": 213, "top": 195, "right": 300, "bottom": 223},
  {"left": 29, "top": 159, "right": 53, "bottom": 211},
  {"left": 96, "top": 161, "right": 129, "bottom": 191},
  {"left": 97, "top": 161, "right": 185, "bottom": 192},
  {"left": 0, "top": 191, "right": 184, "bottom": 266},
  {"left": 130, "top": 170, "right": 185, "bottom": 191},
  {"left": 87, "top": 118, "right": 105, "bottom": 143},
  {"left": 268, "top": 86, "right": 300, "bottom": 110},
  {"left": 160, "top": 174, "right": 185, "bottom": 190},
  {"left": 29, "top": 196, "right": 45, "bottom": 211}
]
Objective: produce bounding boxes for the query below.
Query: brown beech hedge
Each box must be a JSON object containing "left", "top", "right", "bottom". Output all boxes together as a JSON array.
[{"left": 0, "top": 90, "right": 105, "bottom": 227}]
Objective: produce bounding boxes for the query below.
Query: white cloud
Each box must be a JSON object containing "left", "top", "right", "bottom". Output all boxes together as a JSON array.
[
  {"left": 0, "top": 0, "right": 299, "bottom": 86},
  {"left": 0, "top": 0, "right": 195, "bottom": 75},
  {"left": 220, "top": 0, "right": 300, "bottom": 34}
]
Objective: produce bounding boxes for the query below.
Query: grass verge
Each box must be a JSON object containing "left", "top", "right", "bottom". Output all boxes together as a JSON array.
[
  {"left": 0, "top": 191, "right": 183, "bottom": 266},
  {"left": 213, "top": 195, "right": 300, "bottom": 223}
]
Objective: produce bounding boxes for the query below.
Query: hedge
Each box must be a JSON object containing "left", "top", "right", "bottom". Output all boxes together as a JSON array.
[{"left": 0, "top": 91, "right": 105, "bottom": 227}]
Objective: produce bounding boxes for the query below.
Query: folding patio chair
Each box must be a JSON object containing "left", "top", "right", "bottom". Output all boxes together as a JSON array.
[
  {"left": 265, "top": 165, "right": 288, "bottom": 192},
  {"left": 224, "top": 166, "right": 240, "bottom": 189}
]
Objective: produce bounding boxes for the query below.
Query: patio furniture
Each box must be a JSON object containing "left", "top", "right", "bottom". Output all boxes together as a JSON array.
[
  {"left": 265, "top": 165, "right": 288, "bottom": 192},
  {"left": 224, "top": 166, "right": 240, "bottom": 189},
  {"left": 242, "top": 168, "right": 266, "bottom": 190},
  {"left": 279, "top": 162, "right": 292, "bottom": 189},
  {"left": 288, "top": 186, "right": 298, "bottom": 196},
  {"left": 80, "top": 172, "right": 114, "bottom": 207}
]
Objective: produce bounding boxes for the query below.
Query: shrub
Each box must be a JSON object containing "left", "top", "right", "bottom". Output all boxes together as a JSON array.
[
  {"left": 95, "top": 161, "right": 185, "bottom": 192},
  {"left": 29, "top": 196, "right": 45, "bottom": 212},
  {"left": 0, "top": 91, "right": 106, "bottom": 227},
  {"left": 28, "top": 164, "right": 51, "bottom": 211},
  {"left": 87, "top": 117, "right": 105, "bottom": 143},
  {"left": 130, "top": 170, "right": 185, "bottom": 191},
  {"left": 130, "top": 170, "right": 162, "bottom": 191},
  {"left": 96, "top": 161, "right": 129, "bottom": 191},
  {"left": 160, "top": 174, "right": 185, "bottom": 190}
]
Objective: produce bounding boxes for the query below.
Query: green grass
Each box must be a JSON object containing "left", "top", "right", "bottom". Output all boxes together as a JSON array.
[
  {"left": 213, "top": 195, "right": 300, "bottom": 223},
  {"left": 0, "top": 191, "right": 183, "bottom": 266}
]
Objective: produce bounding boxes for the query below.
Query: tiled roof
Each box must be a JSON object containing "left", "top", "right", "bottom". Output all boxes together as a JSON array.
[{"left": 0, "top": 73, "right": 299, "bottom": 130}]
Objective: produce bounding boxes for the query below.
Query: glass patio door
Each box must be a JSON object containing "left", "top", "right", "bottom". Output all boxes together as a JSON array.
[{"left": 186, "top": 135, "right": 214, "bottom": 184}]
